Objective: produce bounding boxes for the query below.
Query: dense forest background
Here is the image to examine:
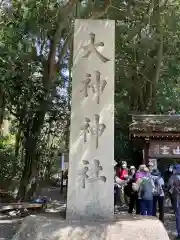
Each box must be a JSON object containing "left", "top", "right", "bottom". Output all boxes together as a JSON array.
[{"left": 0, "top": 0, "right": 180, "bottom": 199}]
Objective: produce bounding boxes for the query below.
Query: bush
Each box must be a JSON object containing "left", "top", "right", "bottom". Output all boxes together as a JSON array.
[{"left": 0, "top": 136, "right": 22, "bottom": 181}]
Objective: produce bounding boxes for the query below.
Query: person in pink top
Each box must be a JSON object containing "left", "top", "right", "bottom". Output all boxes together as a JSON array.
[
  {"left": 132, "top": 164, "right": 146, "bottom": 214},
  {"left": 135, "top": 164, "right": 146, "bottom": 180}
]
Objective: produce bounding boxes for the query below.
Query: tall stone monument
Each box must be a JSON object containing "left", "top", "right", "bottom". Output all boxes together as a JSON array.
[{"left": 66, "top": 19, "right": 115, "bottom": 220}]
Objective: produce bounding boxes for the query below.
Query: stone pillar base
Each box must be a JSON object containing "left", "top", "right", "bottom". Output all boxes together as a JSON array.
[{"left": 12, "top": 214, "right": 170, "bottom": 240}]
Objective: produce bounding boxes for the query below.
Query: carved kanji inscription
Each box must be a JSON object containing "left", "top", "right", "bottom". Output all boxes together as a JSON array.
[
  {"left": 81, "top": 73, "right": 91, "bottom": 98},
  {"left": 78, "top": 160, "right": 89, "bottom": 188},
  {"left": 80, "top": 114, "right": 106, "bottom": 148},
  {"left": 80, "top": 117, "right": 91, "bottom": 143},
  {"left": 78, "top": 159, "right": 106, "bottom": 189},
  {"left": 91, "top": 114, "right": 106, "bottom": 148},
  {"left": 82, "top": 33, "right": 110, "bottom": 63},
  {"left": 80, "top": 71, "right": 107, "bottom": 104}
]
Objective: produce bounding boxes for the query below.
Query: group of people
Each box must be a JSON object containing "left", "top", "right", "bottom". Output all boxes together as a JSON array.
[{"left": 114, "top": 161, "right": 180, "bottom": 239}]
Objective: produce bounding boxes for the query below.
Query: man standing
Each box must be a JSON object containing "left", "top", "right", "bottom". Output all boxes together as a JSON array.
[
  {"left": 127, "top": 166, "right": 139, "bottom": 214},
  {"left": 168, "top": 164, "right": 180, "bottom": 239},
  {"left": 151, "top": 169, "right": 165, "bottom": 222}
]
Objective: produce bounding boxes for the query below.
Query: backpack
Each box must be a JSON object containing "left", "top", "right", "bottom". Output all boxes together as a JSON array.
[
  {"left": 153, "top": 177, "right": 162, "bottom": 196},
  {"left": 140, "top": 178, "right": 153, "bottom": 200}
]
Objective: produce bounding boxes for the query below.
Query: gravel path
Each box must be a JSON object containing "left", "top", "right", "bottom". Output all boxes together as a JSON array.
[
  {"left": 164, "top": 213, "right": 177, "bottom": 239},
  {"left": 0, "top": 217, "right": 21, "bottom": 240},
  {"left": 0, "top": 187, "right": 66, "bottom": 240}
]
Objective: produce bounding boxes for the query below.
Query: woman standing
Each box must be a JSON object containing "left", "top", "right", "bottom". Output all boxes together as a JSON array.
[
  {"left": 129, "top": 164, "right": 146, "bottom": 214},
  {"left": 127, "top": 166, "right": 138, "bottom": 214}
]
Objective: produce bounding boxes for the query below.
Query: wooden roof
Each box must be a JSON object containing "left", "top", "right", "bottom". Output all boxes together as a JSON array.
[{"left": 129, "top": 114, "right": 180, "bottom": 136}]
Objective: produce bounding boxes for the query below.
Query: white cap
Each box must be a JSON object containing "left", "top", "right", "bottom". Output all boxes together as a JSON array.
[
  {"left": 130, "top": 166, "right": 135, "bottom": 170},
  {"left": 122, "top": 161, "right": 127, "bottom": 166}
]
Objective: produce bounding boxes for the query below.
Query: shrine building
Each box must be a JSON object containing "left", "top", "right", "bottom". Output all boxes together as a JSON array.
[{"left": 129, "top": 114, "right": 180, "bottom": 167}]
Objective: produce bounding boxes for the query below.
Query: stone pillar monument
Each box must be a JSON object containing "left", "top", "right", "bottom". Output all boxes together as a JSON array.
[{"left": 66, "top": 19, "right": 115, "bottom": 220}]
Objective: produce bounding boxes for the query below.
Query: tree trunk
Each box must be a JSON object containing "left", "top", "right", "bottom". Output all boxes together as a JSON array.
[
  {"left": 17, "top": 106, "right": 47, "bottom": 200},
  {"left": 149, "top": 0, "right": 163, "bottom": 113},
  {"left": 150, "top": 37, "right": 163, "bottom": 113},
  {"left": 64, "top": 42, "right": 72, "bottom": 151},
  {"left": 25, "top": 152, "right": 41, "bottom": 200},
  {"left": 0, "top": 87, "right": 5, "bottom": 133},
  {"left": 15, "top": 127, "right": 21, "bottom": 158},
  {"left": 17, "top": 131, "right": 37, "bottom": 200}
]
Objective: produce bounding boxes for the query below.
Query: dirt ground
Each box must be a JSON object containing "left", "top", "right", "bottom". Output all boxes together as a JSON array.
[{"left": 0, "top": 187, "right": 177, "bottom": 240}]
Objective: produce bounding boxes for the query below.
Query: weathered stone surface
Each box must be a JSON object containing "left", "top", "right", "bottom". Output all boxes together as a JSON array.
[
  {"left": 67, "top": 19, "right": 115, "bottom": 220},
  {"left": 12, "top": 214, "right": 170, "bottom": 240}
]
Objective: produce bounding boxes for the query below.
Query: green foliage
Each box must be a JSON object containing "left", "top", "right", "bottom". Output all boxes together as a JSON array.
[
  {"left": 0, "top": 136, "right": 22, "bottom": 181},
  {"left": 110, "top": 0, "right": 180, "bottom": 160}
]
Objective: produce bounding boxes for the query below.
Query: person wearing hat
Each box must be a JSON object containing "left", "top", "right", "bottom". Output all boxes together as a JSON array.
[
  {"left": 129, "top": 166, "right": 136, "bottom": 177},
  {"left": 168, "top": 164, "right": 180, "bottom": 239},
  {"left": 151, "top": 169, "right": 165, "bottom": 222}
]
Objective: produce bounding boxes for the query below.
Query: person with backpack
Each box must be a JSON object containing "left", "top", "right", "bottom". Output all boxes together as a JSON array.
[
  {"left": 151, "top": 169, "right": 165, "bottom": 222},
  {"left": 168, "top": 164, "right": 180, "bottom": 239},
  {"left": 139, "top": 167, "right": 155, "bottom": 216},
  {"left": 130, "top": 164, "right": 147, "bottom": 214}
]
